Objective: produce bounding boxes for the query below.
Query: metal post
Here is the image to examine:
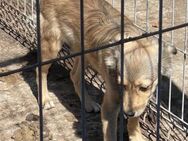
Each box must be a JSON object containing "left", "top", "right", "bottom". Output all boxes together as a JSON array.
[
  {"left": 168, "top": 0, "right": 175, "bottom": 112},
  {"left": 181, "top": 0, "right": 188, "bottom": 121},
  {"left": 119, "top": 0, "right": 125, "bottom": 140},
  {"left": 80, "top": 0, "right": 86, "bottom": 140},
  {"left": 36, "top": 0, "right": 44, "bottom": 141},
  {"left": 156, "top": 0, "right": 163, "bottom": 140}
]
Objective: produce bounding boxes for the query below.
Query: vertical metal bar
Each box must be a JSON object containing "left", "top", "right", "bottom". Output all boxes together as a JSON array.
[
  {"left": 170, "top": 0, "right": 175, "bottom": 44},
  {"left": 17, "top": 0, "right": 19, "bottom": 10},
  {"left": 119, "top": 0, "right": 124, "bottom": 140},
  {"left": 24, "top": 0, "right": 26, "bottom": 15},
  {"left": 168, "top": 0, "right": 175, "bottom": 112},
  {"left": 156, "top": 0, "right": 163, "bottom": 140},
  {"left": 36, "top": 0, "right": 44, "bottom": 141},
  {"left": 24, "top": 0, "right": 27, "bottom": 37},
  {"left": 112, "top": 0, "right": 114, "bottom": 7},
  {"left": 80, "top": 0, "right": 86, "bottom": 140},
  {"left": 146, "top": 0, "right": 149, "bottom": 32},
  {"left": 181, "top": 0, "right": 188, "bottom": 121},
  {"left": 31, "top": 0, "right": 34, "bottom": 20},
  {"left": 134, "top": 0, "right": 137, "bottom": 24},
  {"left": 155, "top": 88, "right": 158, "bottom": 104}
]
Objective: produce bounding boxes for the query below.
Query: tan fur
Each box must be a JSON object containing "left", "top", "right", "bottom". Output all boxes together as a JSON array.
[{"left": 39, "top": 0, "right": 159, "bottom": 140}]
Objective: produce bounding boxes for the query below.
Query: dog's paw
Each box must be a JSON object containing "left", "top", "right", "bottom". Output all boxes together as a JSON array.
[
  {"left": 129, "top": 135, "right": 146, "bottom": 141},
  {"left": 43, "top": 100, "right": 55, "bottom": 110},
  {"left": 85, "top": 101, "right": 101, "bottom": 113}
]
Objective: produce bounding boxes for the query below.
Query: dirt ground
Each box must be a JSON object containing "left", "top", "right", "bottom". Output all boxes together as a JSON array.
[
  {"left": 0, "top": 28, "right": 105, "bottom": 141},
  {"left": 0, "top": 0, "right": 188, "bottom": 141}
]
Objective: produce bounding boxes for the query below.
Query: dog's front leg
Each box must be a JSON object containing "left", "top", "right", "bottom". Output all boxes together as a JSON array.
[
  {"left": 70, "top": 57, "right": 101, "bottom": 112},
  {"left": 127, "top": 117, "right": 145, "bottom": 141},
  {"left": 101, "top": 89, "right": 119, "bottom": 141},
  {"left": 37, "top": 37, "right": 60, "bottom": 109}
]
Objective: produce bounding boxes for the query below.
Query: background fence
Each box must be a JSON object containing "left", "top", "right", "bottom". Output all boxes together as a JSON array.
[{"left": 0, "top": 0, "right": 188, "bottom": 140}]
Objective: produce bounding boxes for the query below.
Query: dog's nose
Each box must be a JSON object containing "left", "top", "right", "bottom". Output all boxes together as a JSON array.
[{"left": 124, "top": 111, "right": 135, "bottom": 117}]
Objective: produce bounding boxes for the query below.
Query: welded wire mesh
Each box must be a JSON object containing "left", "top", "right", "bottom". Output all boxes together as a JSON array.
[{"left": 0, "top": 0, "right": 188, "bottom": 141}]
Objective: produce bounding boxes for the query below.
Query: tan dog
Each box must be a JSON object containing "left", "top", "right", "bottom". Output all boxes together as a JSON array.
[{"left": 40, "top": 0, "right": 160, "bottom": 140}]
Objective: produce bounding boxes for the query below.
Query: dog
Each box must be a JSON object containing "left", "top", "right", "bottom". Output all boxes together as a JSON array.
[{"left": 39, "top": 0, "right": 169, "bottom": 140}]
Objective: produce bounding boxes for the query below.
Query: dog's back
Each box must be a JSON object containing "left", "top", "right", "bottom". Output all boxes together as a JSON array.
[{"left": 40, "top": 0, "right": 138, "bottom": 52}]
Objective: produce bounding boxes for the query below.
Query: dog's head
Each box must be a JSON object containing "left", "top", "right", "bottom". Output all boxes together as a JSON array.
[
  {"left": 104, "top": 38, "right": 159, "bottom": 117},
  {"left": 120, "top": 38, "right": 159, "bottom": 117},
  {"left": 119, "top": 38, "right": 158, "bottom": 117}
]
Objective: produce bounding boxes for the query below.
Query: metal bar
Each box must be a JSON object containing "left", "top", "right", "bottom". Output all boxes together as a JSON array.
[
  {"left": 112, "top": 0, "right": 114, "bottom": 7},
  {"left": 1, "top": 22, "right": 188, "bottom": 78},
  {"left": 80, "top": 0, "right": 86, "bottom": 140},
  {"left": 35, "top": 0, "right": 43, "bottom": 141},
  {"left": 176, "top": 47, "right": 188, "bottom": 55},
  {"left": 181, "top": 0, "right": 188, "bottom": 121},
  {"left": 31, "top": 0, "right": 34, "bottom": 20},
  {"left": 151, "top": 100, "right": 188, "bottom": 129},
  {"left": 146, "top": 0, "right": 149, "bottom": 32},
  {"left": 134, "top": 0, "right": 137, "bottom": 24},
  {"left": 170, "top": 0, "right": 175, "bottom": 45},
  {"left": 119, "top": 0, "right": 125, "bottom": 140},
  {"left": 16, "top": 0, "right": 19, "bottom": 9},
  {"left": 24, "top": 0, "right": 27, "bottom": 37},
  {"left": 156, "top": 0, "right": 163, "bottom": 140},
  {"left": 24, "top": 0, "right": 26, "bottom": 15},
  {"left": 168, "top": 0, "right": 175, "bottom": 112}
]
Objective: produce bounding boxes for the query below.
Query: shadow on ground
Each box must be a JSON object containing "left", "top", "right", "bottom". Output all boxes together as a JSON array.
[
  {"left": 161, "top": 75, "right": 188, "bottom": 122},
  {"left": 2, "top": 51, "right": 186, "bottom": 140},
  {"left": 20, "top": 51, "right": 105, "bottom": 140}
]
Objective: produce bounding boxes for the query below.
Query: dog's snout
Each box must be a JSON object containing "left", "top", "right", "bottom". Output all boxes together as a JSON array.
[{"left": 124, "top": 111, "right": 135, "bottom": 117}]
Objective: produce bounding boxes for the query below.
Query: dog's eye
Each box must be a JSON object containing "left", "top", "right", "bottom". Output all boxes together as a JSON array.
[{"left": 139, "top": 86, "right": 149, "bottom": 92}]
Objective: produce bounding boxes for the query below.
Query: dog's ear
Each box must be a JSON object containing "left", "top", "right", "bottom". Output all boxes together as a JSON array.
[
  {"left": 165, "top": 44, "right": 177, "bottom": 55},
  {"left": 151, "top": 38, "right": 177, "bottom": 55}
]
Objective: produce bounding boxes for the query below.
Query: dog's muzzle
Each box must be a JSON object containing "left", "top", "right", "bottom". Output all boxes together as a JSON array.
[{"left": 124, "top": 111, "right": 135, "bottom": 118}]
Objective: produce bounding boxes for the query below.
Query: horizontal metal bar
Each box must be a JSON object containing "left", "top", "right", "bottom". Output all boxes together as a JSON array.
[
  {"left": 176, "top": 48, "right": 188, "bottom": 55},
  {"left": 1, "top": 22, "right": 188, "bottom": 77}
]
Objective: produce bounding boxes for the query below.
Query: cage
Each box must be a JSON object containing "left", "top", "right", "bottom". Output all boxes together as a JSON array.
[{"left": 0, "top": 0, "right": 188, "bottom": 141}]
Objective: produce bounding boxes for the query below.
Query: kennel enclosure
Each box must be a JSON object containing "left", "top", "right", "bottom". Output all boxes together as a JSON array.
[{"left": 0, "top": 0, "right": 188, "bottom": 140}]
